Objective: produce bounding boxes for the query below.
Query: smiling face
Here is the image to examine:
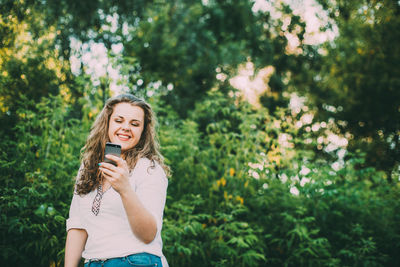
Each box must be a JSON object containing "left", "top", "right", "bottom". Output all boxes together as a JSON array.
[{"left": 108, "top": 102, "right": 145, "bottom": 152}]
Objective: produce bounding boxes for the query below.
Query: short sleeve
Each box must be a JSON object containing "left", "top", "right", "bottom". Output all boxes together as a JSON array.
[
  {"left": 66, "top": 192, "right": 85, "bottom": 231},
  {"left": 134, "top": 159, "right": 168, "bottom": 232}
]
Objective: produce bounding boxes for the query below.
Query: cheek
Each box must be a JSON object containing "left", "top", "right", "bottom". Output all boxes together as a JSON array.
[
  {"left": 108, "top": 122, "right": 116, "bottom": 138},
  {"left": 134, "top": 127, "right": 144, "bottom": 140}
]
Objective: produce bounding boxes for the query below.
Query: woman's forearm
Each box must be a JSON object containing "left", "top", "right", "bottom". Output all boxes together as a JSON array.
[
  {"left": 65, "top": 228, "right": 88, "bottom": 267},
  {"left": 120, "top": 187, "right": 157, "bottom": 244}
]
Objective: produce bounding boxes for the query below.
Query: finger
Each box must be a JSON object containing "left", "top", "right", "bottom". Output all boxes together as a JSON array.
[
  {"left": 99, "top": 162, "right": 117, "bottom": 171},
  {"left": 102, "top": 173, "right": 114, "bottom": 183},
  {"left": 105, "top": 154, "right": 126, "bottom": 167},
  {"left": 99, "top": 166, "right": 115, "bottom": 177}
]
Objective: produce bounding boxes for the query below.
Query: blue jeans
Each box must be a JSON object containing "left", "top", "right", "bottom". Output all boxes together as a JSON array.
[{"left": 84, "top": 253, "right": 162, "bottom": 267}]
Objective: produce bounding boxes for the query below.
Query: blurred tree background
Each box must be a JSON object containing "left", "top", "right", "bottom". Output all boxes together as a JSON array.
[{"left": 1, "top": 0, "right": 399, "bottom": 266}]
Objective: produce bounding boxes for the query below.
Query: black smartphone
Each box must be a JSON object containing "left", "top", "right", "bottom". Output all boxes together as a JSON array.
[{"left": 104, "top": 142, "right": 121, "bottom": 166}]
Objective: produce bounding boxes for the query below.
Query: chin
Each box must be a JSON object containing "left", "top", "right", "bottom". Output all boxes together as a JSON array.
[{"left": 122, "top": 143, "right": 136, "bottom": 151}]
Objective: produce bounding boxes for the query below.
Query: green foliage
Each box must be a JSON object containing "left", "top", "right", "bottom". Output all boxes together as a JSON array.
[
  {"left": 0, "top": 96, "right": 87, "bottom": 266},
  {"left": 1, "top": 0, "right": 400, "bottom": 266},
  {"left": 309, "top": 0, "right": 400, "bottom": 176},
  {"left": 157, "top": 91, "right": 400, "bottom": 266},
  {"left": 118, "top": 0, "right": 273, "bottom": 116},
  {"left": 1, "top": 73, "right": 399, "bottom": 266}
]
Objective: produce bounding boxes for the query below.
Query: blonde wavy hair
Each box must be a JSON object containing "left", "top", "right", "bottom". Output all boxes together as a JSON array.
[{"left": 75, "top": 94, "right": 169, "bottom": 195}]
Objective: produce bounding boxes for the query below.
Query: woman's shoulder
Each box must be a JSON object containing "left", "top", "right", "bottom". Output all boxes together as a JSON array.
[
  {"left": 136, "top": 157, "right": 158, "bottom": 168},
  {"left": 136, "top": 157, "right": 152, "bottom": 166},
  {"left": 132, "top": 158, "right": 168, "bottom": 187},
  {"left": 135, "top": 157, "right": 166, "bottom": 177}
]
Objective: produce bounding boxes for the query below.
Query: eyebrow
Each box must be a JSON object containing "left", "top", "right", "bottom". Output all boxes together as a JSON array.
[{"left": 113, "top": 115, "right": 142, "bottom": 123}]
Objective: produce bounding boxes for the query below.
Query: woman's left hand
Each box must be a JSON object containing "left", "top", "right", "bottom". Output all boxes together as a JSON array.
[{"left": 99, "top": 155, "right": 131, "bottom": 194}]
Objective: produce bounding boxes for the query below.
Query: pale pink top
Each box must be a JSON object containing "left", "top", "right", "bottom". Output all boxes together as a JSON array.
[{"left": 66, "top": 158, "right": 168, "bottom": 263}]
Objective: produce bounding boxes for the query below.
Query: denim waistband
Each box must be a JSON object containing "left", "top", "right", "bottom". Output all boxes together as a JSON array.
[{"left": 84, "top": 252, "right": 162, "bottom": 267}]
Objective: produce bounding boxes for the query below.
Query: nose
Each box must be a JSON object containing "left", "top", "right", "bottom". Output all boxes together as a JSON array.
[{"left": 122, "top": 122, "right": 130, "bottom": 131}]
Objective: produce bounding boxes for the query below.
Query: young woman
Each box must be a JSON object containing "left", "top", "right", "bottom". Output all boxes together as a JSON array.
[{"left": 65, "top": 94, "right": 169, "bottom": 267}]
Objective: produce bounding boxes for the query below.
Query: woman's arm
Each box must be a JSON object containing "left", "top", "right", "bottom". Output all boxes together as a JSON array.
[
  {"left": 99, "top": 155, "right": 166, "bottom": 244},
  {"left": 120, "top": 187, "right": 157, "bottom": 244},
  {"left": 64, "top": 228, "right": 88, "bottom": 267}
]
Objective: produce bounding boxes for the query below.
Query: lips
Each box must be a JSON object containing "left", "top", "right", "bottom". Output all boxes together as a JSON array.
[{"left": 117, "top": 133, "right": 131, "bottom": 141}]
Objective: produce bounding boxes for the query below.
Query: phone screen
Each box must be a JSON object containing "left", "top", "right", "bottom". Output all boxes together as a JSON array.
[{"left": 104, "top": 142, "right": 121, "bottom": 166}]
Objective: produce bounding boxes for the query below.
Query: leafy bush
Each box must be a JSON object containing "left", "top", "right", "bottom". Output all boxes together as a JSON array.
[
  {"left": 159, "top": 91, "right": 400, "bottom": 266},
  {"left": 1, "top": 92, "right": 399, "bottom": 266},
  {"left": 0, "top": 96, "right": 86, "bottom": 266}
]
